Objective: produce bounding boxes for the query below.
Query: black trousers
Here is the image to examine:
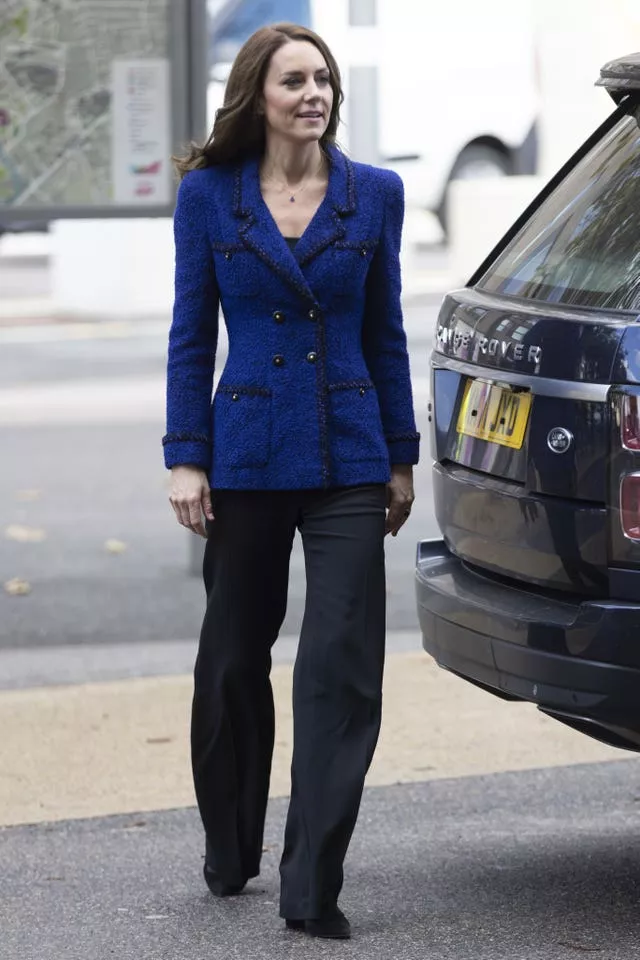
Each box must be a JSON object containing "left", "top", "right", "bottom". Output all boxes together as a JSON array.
[{"left": 191, "top": 483, "right": 387, "bottom": 918}]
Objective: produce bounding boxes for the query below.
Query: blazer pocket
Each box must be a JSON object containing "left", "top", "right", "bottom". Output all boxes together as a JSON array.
[
  {"left": 328, "top": 381, "right": 388, "bottom": 463},
  {"left": 329, "top": 240, "right": 379, "bottom": 298},
  {"left": 213, "top": 386, "right": 272, "bottom": 468},
  {"left": 211, "top": 246, "right": 262, "bottom": 297}
]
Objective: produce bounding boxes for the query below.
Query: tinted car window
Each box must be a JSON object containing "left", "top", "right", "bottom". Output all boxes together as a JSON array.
[{"left": 478, "top": 104, "right": 640, "bottom": 311}]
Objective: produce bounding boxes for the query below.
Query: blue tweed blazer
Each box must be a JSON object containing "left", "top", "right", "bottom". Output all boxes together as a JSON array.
[{"left": 163, "top": 144, "right": 420, "bottom": 490}]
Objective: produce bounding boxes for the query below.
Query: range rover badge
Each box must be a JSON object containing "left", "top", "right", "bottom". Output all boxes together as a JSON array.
[{"left": 547, "top": 428, "right": 573, "bottom": 454}]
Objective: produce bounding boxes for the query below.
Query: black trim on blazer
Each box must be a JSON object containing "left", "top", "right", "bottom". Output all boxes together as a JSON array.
[
  {"left": 162, "top": 432, "right": 211, "bottom": 446},
  {"left": 296, "top": 207, "right": 346, "bottom": 266},
  {"left": 217, "top": 385, "right": 271, "bottom": 398},
  {"left": 333, "top": 238, "right": 379, "bottom": 251},
  {"left": 328, "top": 380, "right": 375, "bottom": 392},
  {"left": 386, "top": 432, "right": 421, "bottom": 443},
  {"left": 210, "top": 241, "right": 246, "bottom": 253},
  {"left": 232, "top": 164, "right": 248, "bottom": 218},
  {"left": 315, "top": 310, "right": 331, "bottom": 488},
  {"left": 239, "top": 213, "right": 318, "bottom": 304}
]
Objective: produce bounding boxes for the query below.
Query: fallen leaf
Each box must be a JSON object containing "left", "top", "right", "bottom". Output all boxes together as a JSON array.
[
  {"left": 104, "top": 539, "right": 127, "bottom": 554},
  {"left": 146, "top": 737, "right": 172, "bottom": 745},
  {"left": 123, "top": 820, "right": 147, "bottom": 830},
  {"left": 16, "top": 489, "right": 42, "bottom": 502},
  {"left": 4, "top": 578, "right": 31, "bottom": 596},
  {"left": 5, "top": 525, "right": 47, "bottom": 543}
]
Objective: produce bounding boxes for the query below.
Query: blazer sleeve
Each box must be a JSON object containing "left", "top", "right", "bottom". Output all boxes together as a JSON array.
[
  {"left": 162, "top": 172, "right": 219, "bottom": 471},
  {"left": 362, "top": 171, "right": 420, "bottom": 466}
]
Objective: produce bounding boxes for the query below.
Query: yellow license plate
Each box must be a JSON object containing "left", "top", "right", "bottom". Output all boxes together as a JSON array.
[{"left": 456, "top": 379, "right": 532, "bottom": 450}]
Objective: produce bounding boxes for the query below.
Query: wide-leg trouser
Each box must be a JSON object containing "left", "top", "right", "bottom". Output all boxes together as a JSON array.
[{"left": 191, "top": 484, "right": 387, "bottom": 919}]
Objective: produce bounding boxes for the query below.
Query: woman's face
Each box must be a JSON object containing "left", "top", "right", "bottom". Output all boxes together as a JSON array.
[{"left": 261, "top": 40, "right": 334, "bottom": 146}]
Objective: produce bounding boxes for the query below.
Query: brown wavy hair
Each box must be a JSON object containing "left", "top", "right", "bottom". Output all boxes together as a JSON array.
[{"left": 173, "top": 22, "right": 343, "bottom": 178}]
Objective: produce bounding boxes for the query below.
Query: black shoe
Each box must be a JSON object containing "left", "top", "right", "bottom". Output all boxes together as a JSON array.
[
  {"left": 285, "top": 907, "right": 351, "bottom": 939},
  {"left": 203, "top": 862, "right": 246, "bottom": 898}
]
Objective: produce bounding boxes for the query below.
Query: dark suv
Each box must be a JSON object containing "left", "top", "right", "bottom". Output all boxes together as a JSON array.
[{"left": 416, "top": 53, "right": 640, "bottom": 752}]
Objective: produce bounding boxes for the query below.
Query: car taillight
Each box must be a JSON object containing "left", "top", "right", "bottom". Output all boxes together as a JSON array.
[
  {"left": 621, "top": 395, "right": 640, "bottom": 450},
  {"left": 620, "top": 474, "right": 640, "bottom": 540}
]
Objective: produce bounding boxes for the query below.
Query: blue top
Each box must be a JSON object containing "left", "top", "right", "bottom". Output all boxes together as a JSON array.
[{"left": 163, "top": 144, "right": 420, "bottom": 490}]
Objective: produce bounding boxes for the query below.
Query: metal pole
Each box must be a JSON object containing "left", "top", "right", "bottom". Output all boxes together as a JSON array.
[
  {"left": 347, "top": 0, "right": 379, "bottom": 164},
  {"left": 186, "top": 0, "right": 236, "bottom": 577},
  {"left": 348, "top": 0, "right": 377, "bottom": 27},
  {"left": 188, "top": 0, "right": 211, "bottom": 142},
  {"left": 347, "top": 66, "right": 380, "bottom": 164}
]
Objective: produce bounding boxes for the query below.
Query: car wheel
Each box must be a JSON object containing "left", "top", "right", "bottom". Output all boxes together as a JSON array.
[{"left": 437, "top": 144, "right": 512, "bottom": 236}]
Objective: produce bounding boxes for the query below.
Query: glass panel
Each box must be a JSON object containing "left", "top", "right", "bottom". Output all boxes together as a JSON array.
[{"left": 478, "top": 104, "right": 640, "bottom": 311}]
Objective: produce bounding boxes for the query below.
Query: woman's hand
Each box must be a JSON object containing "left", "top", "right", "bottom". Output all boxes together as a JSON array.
[
  {"left": 169, "top": 465, "right": 215, "bottom": 538},
  {"left": 385, "top": 464, "right": 415, "bottom": 537}
]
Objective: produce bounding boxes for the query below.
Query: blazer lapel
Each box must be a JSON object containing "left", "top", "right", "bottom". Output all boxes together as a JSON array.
[
  {"left": 233, "top": 145, "right": 356, "bottom": 301},
  {"left": 295, "top": 145, "right": 354, "bottom": 266},
  {"left": 234, "top": 155, "right": 315, "bottom": 302}
]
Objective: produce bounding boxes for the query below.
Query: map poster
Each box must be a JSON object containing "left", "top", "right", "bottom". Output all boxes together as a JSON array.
[
  {"left": 111, "top": 59, "right": 171, "bottom": 205},
  {"left": 0, "top": 0, "right": 197, "bottom": 217}
]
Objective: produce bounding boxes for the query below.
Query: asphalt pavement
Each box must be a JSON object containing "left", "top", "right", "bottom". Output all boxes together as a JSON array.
[
  {"left": 2, "top": 762, "right": 640, "bottom": 960},
  {"left": 1, "top": 250, "right": 638, "bottom": 960}
]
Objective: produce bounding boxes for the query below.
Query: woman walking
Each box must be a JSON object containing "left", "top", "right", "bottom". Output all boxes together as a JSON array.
[{"left": 164, "top": 22, "right": 419, "bottom": 939}]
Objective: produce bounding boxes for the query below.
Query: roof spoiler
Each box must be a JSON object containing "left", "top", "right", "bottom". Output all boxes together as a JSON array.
[{"left": 596, "top": 52, "right": 640, "bottom": 103}]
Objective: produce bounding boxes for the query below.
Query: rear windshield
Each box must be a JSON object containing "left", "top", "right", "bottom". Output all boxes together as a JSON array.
[{"left": 477, "top": 103, "right": 640, "bottom": 311}]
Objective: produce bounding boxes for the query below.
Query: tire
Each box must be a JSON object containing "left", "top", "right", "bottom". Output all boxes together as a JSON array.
[{"left": 436, "top": 144, "right": 512, "bottom": 236}]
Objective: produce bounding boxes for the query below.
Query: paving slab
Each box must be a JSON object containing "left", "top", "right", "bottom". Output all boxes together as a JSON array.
[{"left": 0, "top": 651, "right": 628, "bottom": 828}]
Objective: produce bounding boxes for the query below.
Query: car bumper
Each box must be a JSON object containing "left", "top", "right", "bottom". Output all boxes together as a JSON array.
[{"left": 415, "top": 539, "right": 640, "bottom": 749}]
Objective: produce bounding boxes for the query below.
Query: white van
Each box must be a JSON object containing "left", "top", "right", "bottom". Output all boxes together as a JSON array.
[{"left": 377, "top": 0, "right": 538, "bottom": 233}]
